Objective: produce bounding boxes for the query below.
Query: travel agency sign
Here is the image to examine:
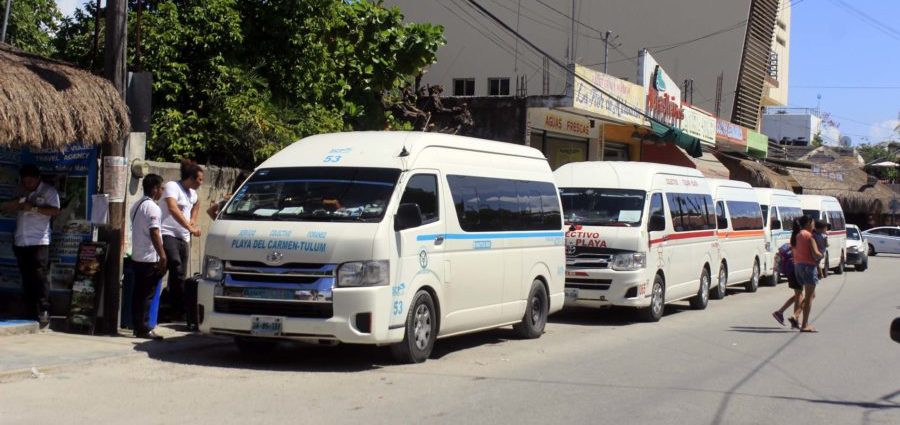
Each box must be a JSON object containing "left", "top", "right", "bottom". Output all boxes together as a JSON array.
[
  {"left": 570, "top": 65, "right": 647, "bottom": 126},
  {"left": 637, "top": 49, "right": 684, "bottom": 127}
]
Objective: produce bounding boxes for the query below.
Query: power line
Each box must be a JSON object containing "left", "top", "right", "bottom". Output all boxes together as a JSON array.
[
  {"left": 792, "top": 85, "right": 900, "bottom": 89},
  {"left": 826, "top": 0, "right": 900, "bottom": 42}
]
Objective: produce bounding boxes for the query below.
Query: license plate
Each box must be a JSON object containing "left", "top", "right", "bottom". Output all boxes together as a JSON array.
[
  {"left": 565, "top": 288, "right": 579, "bottom": 299},
  {"left": 250, "top": 315, "right": 283, "bottom": 336}
]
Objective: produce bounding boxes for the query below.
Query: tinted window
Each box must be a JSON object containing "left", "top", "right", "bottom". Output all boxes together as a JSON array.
[
  {"left": 666, "top": 193, "right": 715, "bottom": 232},
  {"left": 847, "top": 227, "right": 860, "bottom": 240},
  {"left": 726, "top": 201, "right": 764, "bottom": 231},
  {"left": 649, "top": 193, "right": 664, "bottom": 221},
  {"left": 827, "top": 210, "right": 845, "bottom": 231},
  {"left": 400, "top": 174, "right": 439, "bottom": 223},
  {"left": 769, "top": 206, "right": 780, "bottom": 229},
  {"left": 559, "top": 188, "right": 645, "bottom": 226},
  {"left": 715, "top": 201, "right": 728, "bottom": 230},
  {"left": 803, "top": 209, "right": 821, "bottom": 220},
  {"left": 760, "top": 204, "right": 769, "bottom": 222},
  {"left": 222, "top": 167, "right": 401, "bottom": 222},
  {"left": 447, "top": 175, "right": 561, "bottom": 232},
  {"left": 780, "top": 207, "right": 803, "bottom": 228}
]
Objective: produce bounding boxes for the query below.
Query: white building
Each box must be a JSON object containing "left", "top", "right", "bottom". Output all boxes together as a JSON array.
[{"left": 761, "top": 108, "right": 824, "bottom": 146}]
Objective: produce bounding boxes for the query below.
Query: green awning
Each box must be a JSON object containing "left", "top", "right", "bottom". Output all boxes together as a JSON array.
[{"left": 650, "top": 120, "right": 703, "bottom": 158}]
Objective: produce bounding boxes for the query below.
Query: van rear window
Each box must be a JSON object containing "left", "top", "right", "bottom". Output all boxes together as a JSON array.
[
  {"left": 222, "top": 167, "right": 401, "bottom": 222},
  {"left": 726, "top": 201, "right": 764, "bottom": 231}
]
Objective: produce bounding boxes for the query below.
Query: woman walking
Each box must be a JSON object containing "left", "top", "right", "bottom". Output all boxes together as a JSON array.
[
  {"left": 793, "top": 215, "right": 823, "bottom": 333},
  {"left": 772, "top": 218, "right": 804, "bottom": 329}
]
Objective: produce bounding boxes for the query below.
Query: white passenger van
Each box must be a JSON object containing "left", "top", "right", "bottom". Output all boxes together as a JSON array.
[
  {"left": 800, "top": 195, "right": 847, "bottom": 274},
  {"left": 198, "top": 132, "right": 566, "bottom": 363},
  {"left": 554, "top": 162, "right": 716, "bottom": 322},
  {"left": 706, "top": 179, "right": 766, "bottom": 298},
  {"left": 753, "top": 188, "right": 803, "bottom": 284}
]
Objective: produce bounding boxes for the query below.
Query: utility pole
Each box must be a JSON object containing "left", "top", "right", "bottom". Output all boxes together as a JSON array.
[
  {"left": 715, "top": 72, "right": 723, "bottom": 117},
  {"left": 600, "top": 31, "right": 619, "bottom": 74},
  {"left": 1, "top": 0, "right": 12, "bottom": 44},
  {"left": 100, "top": 0, "right": 127, "bottom": 335}
]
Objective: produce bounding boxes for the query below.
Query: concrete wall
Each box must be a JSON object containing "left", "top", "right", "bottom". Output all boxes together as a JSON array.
[
  {"left": 388, "top": 0, "right": 754, "bottom": 120},
  {"left": 443, "top": 96, "right": 528, "bottom": 144},
  {"left": 761, "top": 113, "right": 820, "bottom": 144}
]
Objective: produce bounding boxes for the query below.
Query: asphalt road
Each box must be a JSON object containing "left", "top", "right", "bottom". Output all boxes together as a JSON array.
[{"left": 2, "top": 256, "right": 899, "bottom": 425}]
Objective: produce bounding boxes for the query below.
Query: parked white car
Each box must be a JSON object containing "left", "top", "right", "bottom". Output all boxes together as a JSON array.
[
  {"left": 863, "top": 226, "right": 900, "bottom": 255},
  {"left": 844, "top": 224, "right": 868, "bottom": 271}
]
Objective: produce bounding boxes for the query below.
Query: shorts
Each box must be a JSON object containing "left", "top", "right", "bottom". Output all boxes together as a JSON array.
[
  {"left": 786, "top": 271, "right": 802, "bottom": 290},
  {"left": 795, "top": 263, "right": 819, "bottom": 286}
]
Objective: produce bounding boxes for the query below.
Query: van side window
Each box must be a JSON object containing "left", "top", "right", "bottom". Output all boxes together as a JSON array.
[
  {"left": 447, "top": 175, "right": 561, "bottom": 232},
  {"left": 665, "top": 193, "right": 715, "bottom": 232},
  {"left": 760, "top": 205, "right": 769, "bottom": 223},
  {"left": 400, "top": 174, "right": 439, "bottom": 223},
  {"left": 715, "top": 201, "right": 728, "bottom": 230},
  {"left": 726, "top": 201, "right": 764, "bottom": 231},
  {"left": 827, "top": 210, "right": 845, "bottom": 231},
  {"left": 649, "top": 193, "right": 664, "bottom": 219},
  {"left": 769, "top": 206, "right": 780, "bottom": 230}
]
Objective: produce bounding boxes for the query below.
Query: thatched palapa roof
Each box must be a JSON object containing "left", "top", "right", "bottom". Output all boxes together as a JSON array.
[
  {"left": 715, "top": 152, "right": 795, "bottom": 191},
  {"left": 0, "top": 43, "right": 129, "bottom": 150}
]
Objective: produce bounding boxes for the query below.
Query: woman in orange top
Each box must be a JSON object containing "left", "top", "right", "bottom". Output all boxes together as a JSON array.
[{"left": 793, "top": 215, "right": 823, "bottom": 332}]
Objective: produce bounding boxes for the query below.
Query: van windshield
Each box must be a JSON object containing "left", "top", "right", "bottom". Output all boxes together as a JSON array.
[
  {"left": 847, "top": 227, "right": 861, "bottom": 240},
  {"left": 559, "top": 188, "right": 645, "bottom": 227},
  {"left": 222, "top": 167, "right": 401, "bottom": 222}
]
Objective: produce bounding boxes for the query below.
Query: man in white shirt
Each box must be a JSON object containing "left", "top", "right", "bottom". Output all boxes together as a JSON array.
[
  {"left": 159, "top": 160, "right": 203, "bottom": 325},
  {"left": 130, "top": 174, "right": 167, "bottom": 339},
  {"left": 0, "top": 165, "right": 60, "bottom": 325}
]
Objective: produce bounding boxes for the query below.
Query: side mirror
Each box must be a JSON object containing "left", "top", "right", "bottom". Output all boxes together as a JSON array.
[
  {"left": 891, "top": 317, "right": 900, "bottom": 343},
  {"left": 648, "top": 215, "right": 666, "bottom": 232},
  {"left": 717, "top": 217, "right": 728, "bottom": 230},
  {"left": 394, "top": 203, "right": 423, "bottom": 231},
  {"left": 772, "top": 220, "right": 782, "bottom": 230}
]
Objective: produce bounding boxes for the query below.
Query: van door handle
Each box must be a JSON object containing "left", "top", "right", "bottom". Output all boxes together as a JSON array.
[{"left": 434, "top": 235, "right": 445, "bottom": 245}]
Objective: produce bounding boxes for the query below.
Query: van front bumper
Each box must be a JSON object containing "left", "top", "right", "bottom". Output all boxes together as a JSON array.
[
  {"left": 563, "top": 268, "right": 651, "bottom": 308},
  {"left": 196, "top": 279, "right": 403, "bottom": 345}
]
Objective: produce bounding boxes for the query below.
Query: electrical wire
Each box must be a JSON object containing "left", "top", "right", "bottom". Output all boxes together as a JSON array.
[{"left": 826, "top": 0, "right": 900, "bottom": 42}]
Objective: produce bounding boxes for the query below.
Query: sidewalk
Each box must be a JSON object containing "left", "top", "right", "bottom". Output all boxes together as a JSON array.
[{"left": 0, "top": 325, "right": 230, "bottom": 382}]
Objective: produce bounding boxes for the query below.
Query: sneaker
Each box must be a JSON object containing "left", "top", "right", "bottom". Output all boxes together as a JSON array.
[
  {"left": 135, "top": 331, "right": 164, "bottom": 340},
  {"left": 39, "top": 311, "right": 50, "bottom": 329},
  {"left": 772, "top": 311, "right": 785, "bottom": 326}
]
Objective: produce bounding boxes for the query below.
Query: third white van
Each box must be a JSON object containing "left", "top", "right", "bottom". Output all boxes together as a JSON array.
[
  {"left": 754, "top": 188, "right": 803, "bottom": 284},
  {"left": 554, "top": 162, "right": 716, "bottom": 322},
  {"left": 800, "top": 195, "right": 847, "bottom": 274}
]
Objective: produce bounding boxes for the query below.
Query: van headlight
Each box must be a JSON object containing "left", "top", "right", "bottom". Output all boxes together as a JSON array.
[
  {"left": 611, "top": 252, "right": 646, "bottom": 271},
  {"left": 337, "top": 260, "right": 390, "bottom": 287},
  {"left": 847, "top": 246, "right": 858, "bottom": 253},
  {"left": 204, "top": 256, "right": 224, "bottom": 282}
]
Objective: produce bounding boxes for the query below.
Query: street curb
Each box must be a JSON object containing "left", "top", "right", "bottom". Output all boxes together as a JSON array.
[
  {"left": 0, "top": 321, "right": 39, "bottom": 336},
  {"left": 0, "top": 336, "right": 231, "bottom": 384}
]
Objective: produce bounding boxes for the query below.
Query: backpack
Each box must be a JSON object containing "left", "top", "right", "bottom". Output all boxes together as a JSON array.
[{"left": 777, "top": 243, "right": 794, "bottom": 275}]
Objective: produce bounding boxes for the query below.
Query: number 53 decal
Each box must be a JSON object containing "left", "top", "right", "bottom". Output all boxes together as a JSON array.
[{"left": 323, "top": 155, "right": 342, "bottom": 163}]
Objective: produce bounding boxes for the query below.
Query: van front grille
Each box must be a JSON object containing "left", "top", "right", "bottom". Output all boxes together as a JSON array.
[
  {"left": 565, "top": 279, "right": 612, "bottom": 290},
  {"left": 214, "top": 298, "right": 333, "bottom": 318}
]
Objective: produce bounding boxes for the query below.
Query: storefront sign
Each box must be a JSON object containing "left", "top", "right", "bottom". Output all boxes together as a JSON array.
[
  {"left": 528, "top": 108, "right": 599, "bottom": 139},
  {"left": 0, "top": 145, "right": 98, "bottom": 314},
  {"left": 571, "top": 65, "right": 647, "bottom": 126},
  {"left": 716, "top": 119, "right": 747, "bottom": 146},
  {"left": 102, "top": 156, "right": 127, "bottom": 203},
  {"left": 638, "top": 50, "right": 684, "bottom": 127},
  {"left": 747, "top": 130, "right": 769, "bottom": 158},
  {"left": 681, "top": 106, "right": 716, "bottom": 146}
]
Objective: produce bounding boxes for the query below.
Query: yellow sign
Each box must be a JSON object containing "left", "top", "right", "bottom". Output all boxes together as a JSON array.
[
  {"left": 571, "top": 65, "right": 647, "bottom": 126},
  {"left": 528, "top": 108, "right": 598, "bottom": 139}
]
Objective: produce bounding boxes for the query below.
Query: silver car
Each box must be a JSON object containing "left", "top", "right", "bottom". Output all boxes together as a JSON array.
[
  {"left": 862, "top": 226, "right": 900, "bottom": 255},
  {"left": 845, "top": 224, "right": 868, "bottom": 271}
]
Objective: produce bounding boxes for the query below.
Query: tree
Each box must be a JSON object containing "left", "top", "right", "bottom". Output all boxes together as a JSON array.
[
  {"left": 811, "top": 131, "right": 824, "bottom": 148},
  {"left": 53, "top": 0, "right": 444, "bottom": 168},
  {"left": 2, "top": 0, "right": 62, "bottom": 55}
]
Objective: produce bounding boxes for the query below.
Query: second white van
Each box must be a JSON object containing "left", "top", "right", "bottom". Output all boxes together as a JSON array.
[
  {"left": 754, "top": 188, "right": 803, "bottom": 284},
  {"left": 554, "top": 162, "right": 717, "bottom": 322},
  {"left": 707, "top": 179, "right": 766, "bottom": 298}
]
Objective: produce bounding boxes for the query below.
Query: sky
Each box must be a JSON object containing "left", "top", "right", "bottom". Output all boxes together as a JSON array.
[{"left": 54, "top": 0, "right": 899, "bottom": 146}]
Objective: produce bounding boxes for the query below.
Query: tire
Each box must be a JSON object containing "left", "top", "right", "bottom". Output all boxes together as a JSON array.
[
  {"left": 391, "top": 290, "right": 437, "bottom": 364},
  {"left": 711, "top": 263, "right": 727, "bottom": 300},
  {"left": 856, "top": 260, "right": 867, "bottom": 272},
  {"left": 690, "top": 267, "right": 710, "bottom": 310},
  {"left": 834, "top": 253, "right": 845, "bottom": 275},
  {"left": 745, "top": 260, "right": 760, "bottom": 293},
  {"left": 513, "top": 279, "right": 549, "bottom": 339},
  {"left": 234, "top": 337, "right": 277, "bottom": 357},
  {"left": 640, "top": 274, "right": 665, "bottom": 322},
  {"left": 868, "top": 244, "right": 876, "bottom": 256}
]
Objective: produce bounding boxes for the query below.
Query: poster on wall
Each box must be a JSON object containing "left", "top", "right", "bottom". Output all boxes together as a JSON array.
[{"left": 0, "top": 145, "right": 98, "bottom": 317}]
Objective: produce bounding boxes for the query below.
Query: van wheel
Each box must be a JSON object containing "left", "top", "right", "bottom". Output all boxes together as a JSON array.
[
  {"left": 856, "top": 260, "right": 867, "bottom": 272},
  {"left": 745, "top": 260, "right": 760, "bottom": 293},
  {"left": 391, "top": 290, "right": 437, "bottom": 364},
  {"left": 711, "top": 263, "right": 727, "bottom": 300},
  {"left": 234, "top": 337, "right": 277, "bottom": 357},
  {"left": 513, "top": 279, "right": 548, "bottom": 339},
  {"left": 868, "top": 244, "right": 876, "bottom": 256},
  {"left": 690, "top": 268, "right": 710, "bottom": 310},
  {"left": 834, "top": 253, "right": 845, "bottom": 274},
  {"left": 640, "top": 274, "right": 665, "bottom": 322}
]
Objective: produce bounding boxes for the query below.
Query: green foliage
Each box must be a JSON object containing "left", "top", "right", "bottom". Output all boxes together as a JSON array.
[
  {"left": 52, "top": 0, "right": 444, "bottom": 168},
  {"left": 811, "top": 132, "right": 824, "bottom": 148},
  {"left": 2, "top": 0, "right": 62, "bottom": 55}
]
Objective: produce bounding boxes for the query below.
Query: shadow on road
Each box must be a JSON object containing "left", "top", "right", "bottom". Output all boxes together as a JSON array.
[
  {"left": 727, "top": 326, "right": 796, "bottom": 334},
  {"left": 133, "top": 327, "right": 523, "bottom": 371},
  {"left": 549, "top": 304, "right": 691, "bottom": 326}
]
